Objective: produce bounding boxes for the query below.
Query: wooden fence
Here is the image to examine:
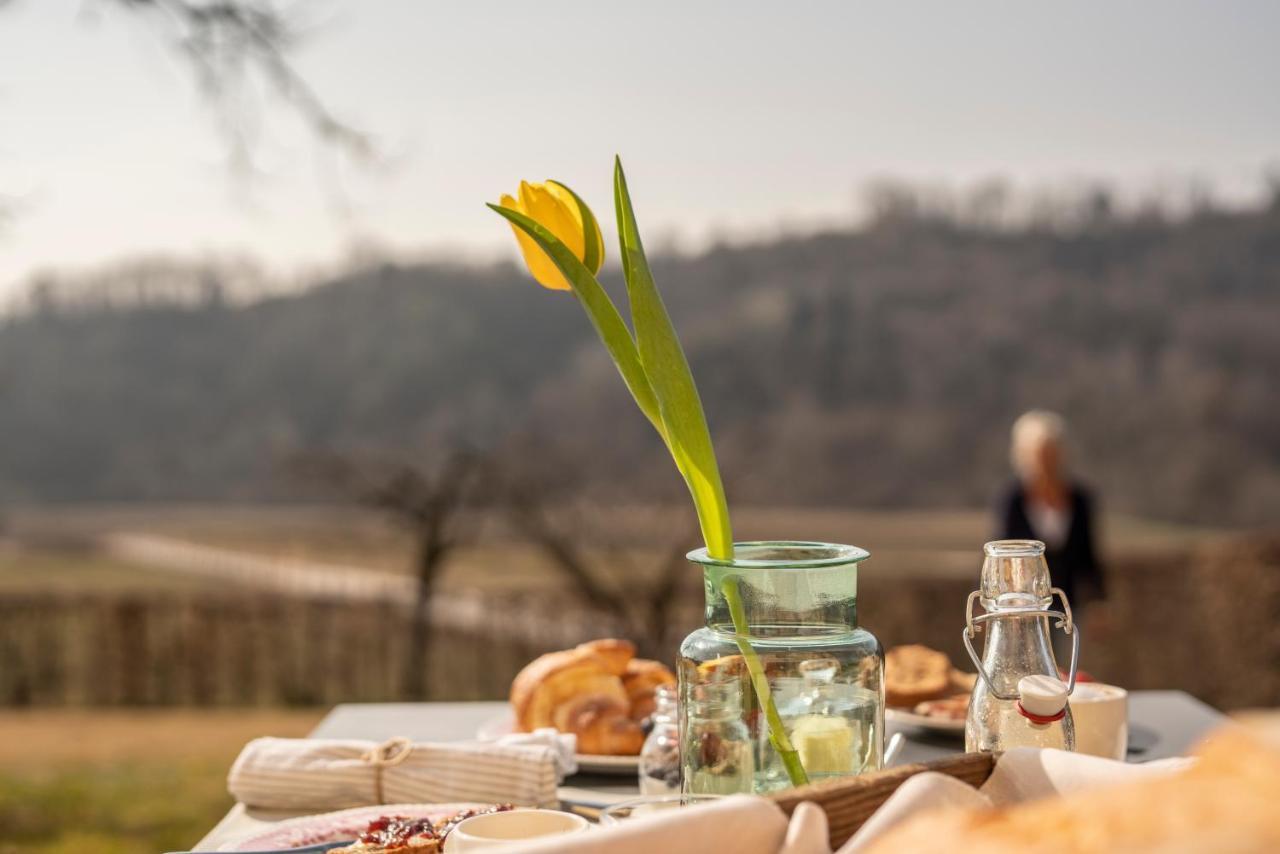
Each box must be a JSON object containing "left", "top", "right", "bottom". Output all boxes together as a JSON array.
[{"left": 3, "top": 537, "right": 1276, "bottom": 710}]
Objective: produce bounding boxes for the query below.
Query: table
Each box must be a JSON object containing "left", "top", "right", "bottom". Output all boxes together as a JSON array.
[{"left": 194, "top": 691, "right": 1224, "bottom": 851}]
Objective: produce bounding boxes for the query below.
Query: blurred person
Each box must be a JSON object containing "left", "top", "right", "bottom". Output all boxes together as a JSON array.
[{"left": 997, "top": 411, "right": 1105, "bottom": 650}]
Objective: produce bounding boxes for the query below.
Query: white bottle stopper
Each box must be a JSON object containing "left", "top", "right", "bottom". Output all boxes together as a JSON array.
[{"left": 1018, "top": 674, "right": 1069, "bottom": 717}]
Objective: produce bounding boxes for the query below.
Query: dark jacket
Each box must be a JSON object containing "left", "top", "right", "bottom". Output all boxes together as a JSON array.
[{"left": 998, "top": 481, "right": 1104, "bottom": 607}]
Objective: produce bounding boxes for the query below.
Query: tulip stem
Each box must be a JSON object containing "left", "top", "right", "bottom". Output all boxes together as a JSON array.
[{"left": 721, "top": 575, "right": 809, "bottom": 788}]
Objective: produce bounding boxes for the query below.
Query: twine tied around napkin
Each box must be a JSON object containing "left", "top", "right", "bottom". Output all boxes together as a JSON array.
[{"left": 360, "top": 736, "right": 414, "bottom": 804}]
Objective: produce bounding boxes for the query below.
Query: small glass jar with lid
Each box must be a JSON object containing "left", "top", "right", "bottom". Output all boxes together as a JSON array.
[
  {"left": 682, "top": 680, "right": 755, "bottom": 794},
  {"left": 639, "top": 684, "right": 681, "bottom": 794}
]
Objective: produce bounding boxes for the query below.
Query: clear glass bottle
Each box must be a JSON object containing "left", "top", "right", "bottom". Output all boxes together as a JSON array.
[
  {"left": 680, "top": 541, "right": 883, "bottom": 794},
  {"left": 639, "top": 684, "right": 681, "bottom": 794},
  {"left": 964, "top": 540, "right": 1079, "bottom": 752}
]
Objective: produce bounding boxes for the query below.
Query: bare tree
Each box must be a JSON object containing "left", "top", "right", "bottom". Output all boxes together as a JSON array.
[
  {"left": 500, "top": 457, "right": 699, "bottom": 658},
  {"left": 290, "top": 449, "right": 482, "bottom": 698}
]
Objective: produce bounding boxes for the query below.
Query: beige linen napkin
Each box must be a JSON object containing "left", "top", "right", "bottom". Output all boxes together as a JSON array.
[
  {"left": 227, "top": 736, "right": 561, "bottom": 810},
  {"left": 841, "top": 771, "right": 988, "bottom": 850},
  {"left": 979, "top": 746, "right": 1191, "bottom": 803},
  {"left": 516, "top": 795, "right": 831, "bottom": 854},
  {"left": 839, "top": 749, "right": 1193, "bottom": 852}
]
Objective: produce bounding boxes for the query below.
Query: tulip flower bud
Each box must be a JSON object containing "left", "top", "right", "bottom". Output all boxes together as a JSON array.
[{"left": 498, "top": 180, "right": 604, "bottom": 290}]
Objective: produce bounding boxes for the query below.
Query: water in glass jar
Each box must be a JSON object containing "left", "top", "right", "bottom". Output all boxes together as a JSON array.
[{"left": 679, "top": 649, "right": 882, "bottom": 794}]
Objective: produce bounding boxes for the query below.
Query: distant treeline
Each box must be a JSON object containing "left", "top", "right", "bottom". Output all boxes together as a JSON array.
[{"left": 1, "top": 190, "right": 1277, "bottom": 525}]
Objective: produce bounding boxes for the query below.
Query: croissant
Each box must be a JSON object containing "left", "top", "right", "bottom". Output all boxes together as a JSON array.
[
  {"left": 622, "top": 658, "right": 677, "bottom": 721},
  {"left": 510, "top": 639, "right": 674, "bottom": 756},
  {"left": 577, "top": 638, "right": 636, "bottom": 677}
]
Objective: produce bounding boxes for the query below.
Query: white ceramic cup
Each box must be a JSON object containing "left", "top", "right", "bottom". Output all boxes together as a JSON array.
[
  {"left": 445, "top": 809, "right": 590, "bottom": 852},
  {"left": 1069, "top": 682, "right": 1129, "bottom": 760}
]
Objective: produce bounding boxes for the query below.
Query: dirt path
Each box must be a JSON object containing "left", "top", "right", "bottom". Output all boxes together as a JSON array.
[{"left": 101, "top": 533, "right": 622, "bottom": 647}]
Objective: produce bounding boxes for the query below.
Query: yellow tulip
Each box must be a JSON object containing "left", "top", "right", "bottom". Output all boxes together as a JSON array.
[{"left": 499, "top": 180, "right": 605, "bottom": 290}]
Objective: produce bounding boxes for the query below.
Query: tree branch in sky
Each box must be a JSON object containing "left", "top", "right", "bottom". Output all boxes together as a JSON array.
[
  {"left": 116, "top": 0, "right": 375, "bottom": 174},
  {"left": 0, "top": 1, "right": 375, "bottom": 228}
]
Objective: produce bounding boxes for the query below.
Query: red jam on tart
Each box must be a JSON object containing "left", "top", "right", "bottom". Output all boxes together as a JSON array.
[{"left": 333, "top": 805, "right": 514, "bottom": 853}]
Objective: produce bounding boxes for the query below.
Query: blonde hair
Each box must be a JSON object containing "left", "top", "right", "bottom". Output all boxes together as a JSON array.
[{"left": 1010, "top": 410, "right": 1066, "bottom": 479}]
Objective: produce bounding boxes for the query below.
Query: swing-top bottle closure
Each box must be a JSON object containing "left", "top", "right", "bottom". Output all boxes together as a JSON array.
[
  {"left": 963, "top": 540, "right": 1080, "bottom": 715},
  {"left": 1017, "top": 674, "right": 1069, "bottom": 722}
]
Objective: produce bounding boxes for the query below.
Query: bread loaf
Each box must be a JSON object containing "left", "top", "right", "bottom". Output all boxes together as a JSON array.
[{"left": 884, "top": 644, "right": 952, "bottom": 708}]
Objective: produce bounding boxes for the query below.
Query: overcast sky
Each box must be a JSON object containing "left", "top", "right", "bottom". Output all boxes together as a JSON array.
[{"left": 1, "top": 1, "right": 1277, "bottom": 293}]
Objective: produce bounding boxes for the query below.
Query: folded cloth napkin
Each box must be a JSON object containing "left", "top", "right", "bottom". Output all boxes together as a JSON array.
[
  {"left": 517, "top": 795, "right": 830, "bottom": 854},
  {"left": 839, "top": 749, "right": 1193, "bottom": 852},
  {"left": 227, "top": 736, "right": 563, "bottom": 810},
  {"left": 494, "top": 727, "right": 578, "bottom": 777},
  {"left": 839, "top": 771, "right": 989, "bottom": 851}
]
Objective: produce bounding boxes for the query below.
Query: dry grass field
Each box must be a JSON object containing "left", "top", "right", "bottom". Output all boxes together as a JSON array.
[
  {"left": 0, "top": 709, "right": 323, "bottom": 854},
  {"left": 0, "top": 548, "right": 221, "bottom": 595}
]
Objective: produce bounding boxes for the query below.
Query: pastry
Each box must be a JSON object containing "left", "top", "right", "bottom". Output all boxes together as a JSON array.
[
  {"left": 622, "top": 658, "right": 677, "bottom": 721},
  {"left": 331, "top": 806, "right": 512, "bottom": 853},
  {"left": 577, "top": 638, "right": 636, "bottom": 676},
  {"left": 697, "top": 654, "right": 746, "bottom": 681},
  {"left": 949, "top": 669, "right": 978, "bottom": 693},
  {"left": 885, "top": 644, "right": 952, "bottom": 708},
  {"left": 914, "top": 694, "right": 969, "bottom": 721},
  {"left": 510, "top": 639, "right": 675, "bottom": 755}
]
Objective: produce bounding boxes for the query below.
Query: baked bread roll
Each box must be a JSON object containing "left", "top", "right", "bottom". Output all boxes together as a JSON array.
[
  {"left": 913, "top": 694, "right": 969, "bottom": 721},
  {"left": 885, "top": 644, "right": 953, "bottom": 708},
  {"left": 510, "top": 639, "right": 674, "bottom": 755},
  {"left": 577, "top": 638, "right": 636, "bottom": 676},
  {"left": 622, "top": 658, "right": 677, "bottom": 721},
  {"left": 553, "top": 691, "right": 643, "bottom": 756},
  {"left": 949, "top": 668, "right": 978, "bottom": 693},
  {"left": 697, "top": 654, "right": 746, "bottom": 681},
  {"left": 863, "top": 714, "right": 1280, "bottom": 853}
]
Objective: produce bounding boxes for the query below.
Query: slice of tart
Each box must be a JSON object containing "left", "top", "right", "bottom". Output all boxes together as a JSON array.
[{"left": 332, "top": 806, "right": 513, "bottom": 853}]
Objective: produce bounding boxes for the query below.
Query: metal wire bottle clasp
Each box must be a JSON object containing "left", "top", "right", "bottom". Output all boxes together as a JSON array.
[{"left": 962, "top": 587, "right": 1080, "bottom": 702}]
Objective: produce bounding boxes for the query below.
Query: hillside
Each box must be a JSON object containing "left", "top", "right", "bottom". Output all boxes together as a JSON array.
[{"left": 1, "top": 199, "right": 1277, "bottom": 525}]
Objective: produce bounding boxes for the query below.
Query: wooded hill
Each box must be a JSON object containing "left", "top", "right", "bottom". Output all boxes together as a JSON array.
[{"left": 2, "top": 194, "right": 1277, "bottom": 526}]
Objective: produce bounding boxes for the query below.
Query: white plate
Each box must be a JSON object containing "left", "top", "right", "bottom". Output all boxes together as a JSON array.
[
  {"left": 886, "top": 706, "right": 967, "bottom": 735},
  {"left": 476, "top": 712, "right": 641, "bottom": 775},
  {"left": 568, "top": 752, "right": 641, "bottom": 774},
  {"left": 220, "top": 802, "right": 486, "bottom": 851}
]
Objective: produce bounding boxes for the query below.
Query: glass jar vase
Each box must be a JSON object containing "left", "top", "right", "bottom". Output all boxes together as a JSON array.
[{"left": 679, "top": 541, "right": 883, "bottom": 795}]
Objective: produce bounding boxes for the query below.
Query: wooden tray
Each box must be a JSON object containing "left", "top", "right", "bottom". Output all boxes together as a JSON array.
[{"left": 769, "top": 753, "right": 995, "bottom": 849}]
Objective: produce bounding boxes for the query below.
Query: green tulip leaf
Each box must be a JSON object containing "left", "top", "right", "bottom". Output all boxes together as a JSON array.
[
  {"left": 486, "top": 203, "right": 666, "bottom": 442},
  {"left": 612, "top": 157, "right": 734, "bottom": 561}
]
